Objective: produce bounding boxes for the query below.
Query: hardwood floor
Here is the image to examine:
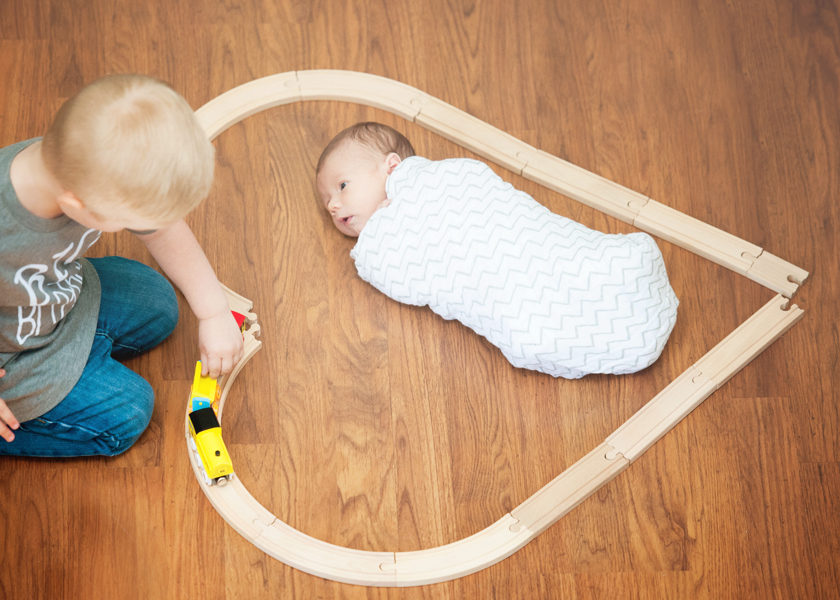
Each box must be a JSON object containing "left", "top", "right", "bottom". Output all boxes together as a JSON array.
[{"left": 1, "top": 0, "right": 837, "bottom": 597}]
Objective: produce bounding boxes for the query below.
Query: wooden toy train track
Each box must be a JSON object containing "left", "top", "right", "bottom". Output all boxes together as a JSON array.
[{"left": 184, "top": 70, "right": 808, "bottom": 587}]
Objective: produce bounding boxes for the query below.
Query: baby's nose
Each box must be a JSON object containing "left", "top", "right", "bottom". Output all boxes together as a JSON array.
[{"left": 327, "top": 197, "right": 340, "bottom": 212}]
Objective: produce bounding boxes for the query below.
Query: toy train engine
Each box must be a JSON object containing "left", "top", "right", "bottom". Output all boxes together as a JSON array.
[
  {"left": 188, "top": 407, "right": 234, "bottom": 485},
  {"left": 187, "top": 361, "right": 234, "bottom": 485}
]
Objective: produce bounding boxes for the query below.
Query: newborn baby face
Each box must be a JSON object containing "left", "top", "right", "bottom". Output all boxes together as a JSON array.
[{"left": 317, "top": 141, "right": 398, "bottom": 237}]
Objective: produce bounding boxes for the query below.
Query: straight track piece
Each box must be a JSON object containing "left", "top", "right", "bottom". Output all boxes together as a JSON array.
[
  {"left": 196, "top": 72, "right": 301, "bottom": 141},
  {"left": 520, "top": 150, "right": 649, "bottom": 225},
  {"left": 510, "top": 442, "right": 629, "bottom": 537},
  {"left": 382, "top": 514, "right": 534, "bottom": 587},
  {"left": 606, "top": 367, "right": 716, "bottom": 462},
  {"left": 694, "top": 294, "right": 805, "bottom": 389},
  {"left": 414, "top": 98, "right": 534, "bottom": 174},
  {"left": 254, "top": 520, "right": 397, "bottom": 586},
  {"left": 296, "top": 70, "right": 432, "bottom": 121},
  {"left": 633, "top": 199, "right": 762, "bottom": 275},
  {"left": 744, "top": 251, "right": 810, "bottom": 298}
]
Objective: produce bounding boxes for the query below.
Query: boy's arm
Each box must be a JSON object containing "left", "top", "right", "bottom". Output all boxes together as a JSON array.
[{"left": 135, "top": 220, "right": 243, "bottom": 378}]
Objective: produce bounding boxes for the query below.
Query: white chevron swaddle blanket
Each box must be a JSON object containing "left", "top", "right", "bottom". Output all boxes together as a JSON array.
[{"left": 350, "top": 157, "right": 679, "bottom": 379}]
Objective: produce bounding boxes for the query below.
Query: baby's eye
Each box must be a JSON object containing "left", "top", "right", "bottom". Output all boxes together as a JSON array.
[{"left": 340, "top": 182, "right": 347, "bottom": 190}]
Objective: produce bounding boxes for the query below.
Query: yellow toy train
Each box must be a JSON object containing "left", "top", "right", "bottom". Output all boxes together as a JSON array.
[{"left": 187, "top": 361, "right": 234, "bottom": 486}]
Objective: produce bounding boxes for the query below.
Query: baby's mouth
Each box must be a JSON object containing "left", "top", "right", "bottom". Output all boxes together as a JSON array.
[{"left": 342, "top": 216, "right": 353, "bottom": 226}]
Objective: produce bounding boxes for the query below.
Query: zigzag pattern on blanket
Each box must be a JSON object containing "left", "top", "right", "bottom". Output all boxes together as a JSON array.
[{"left": 351, "top": 157, "right": 679, "bottom": 379}]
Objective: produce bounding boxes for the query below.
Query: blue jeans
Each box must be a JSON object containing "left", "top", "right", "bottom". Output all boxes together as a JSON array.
[{"left": 0, "top": 257, "right": 178, "bottom": 457}]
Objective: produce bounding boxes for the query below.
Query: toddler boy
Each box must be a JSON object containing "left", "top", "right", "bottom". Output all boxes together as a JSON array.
[{"left": 0, "top": 74, "right": 243, "bottom": 456}]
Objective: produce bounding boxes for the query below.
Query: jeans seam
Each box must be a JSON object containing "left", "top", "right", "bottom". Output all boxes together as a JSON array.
[
  {"left": 96, "top": 329, "right": 115, "bottom": 344},
  {"left": 25, "top": 417, "right": 122, "bottom": 454},
  {"left": 112, "top": 341, "right": 144, "bottom": 355},
  {"left": 96, "top": 329, "right": 146, "bottom": 355}
]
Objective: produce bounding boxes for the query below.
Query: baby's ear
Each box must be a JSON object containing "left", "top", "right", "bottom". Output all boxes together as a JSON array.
[{"left": 385, "top": 152, "right": 402, "bottom": 174}]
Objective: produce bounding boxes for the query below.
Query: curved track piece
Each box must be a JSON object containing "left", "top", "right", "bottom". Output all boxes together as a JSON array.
[{"left": 186, "top": 71, "right": 808, "bottom": 587}]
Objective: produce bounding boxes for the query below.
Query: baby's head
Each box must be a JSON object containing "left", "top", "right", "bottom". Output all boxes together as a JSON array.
[
  {"left": 41, "top": 74, "right": 215, "bottom": 232},
  {"left": 316, "top": 122, "right": 415, "bottom": 237}
]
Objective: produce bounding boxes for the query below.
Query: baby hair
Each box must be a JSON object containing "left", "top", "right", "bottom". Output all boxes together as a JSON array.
[
  {"left": 41, "top": 74, "right": 215, "bottom": 223},
  {"left": 316, "top": 122, "right": 415, "bottom": 174}
]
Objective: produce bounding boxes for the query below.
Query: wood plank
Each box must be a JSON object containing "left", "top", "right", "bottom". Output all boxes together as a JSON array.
[
  {"left": 690, "top": 396, "right": 817, "bottom": 599},
  {"left": 802, "top": 462, "right": 840, "bottom": 600}
]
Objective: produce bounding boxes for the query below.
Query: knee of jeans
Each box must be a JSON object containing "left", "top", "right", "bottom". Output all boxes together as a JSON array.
[
  {"left": 137, "top": 274, "right": 179, "bottom": 351},
  {"left": 125, "top": 259, "right": 179, "bottom": 332},
  {"left": 152, "top": 274, "right": 179, "bottom": 338},
  {"left": 161, "top": 278, "right": 178, "bottom": 336},
  {"left": 106, "top": 376, "right": 155, "bottom": 456}
]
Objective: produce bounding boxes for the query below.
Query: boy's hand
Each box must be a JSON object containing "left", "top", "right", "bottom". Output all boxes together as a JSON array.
[
  {"left": 0, "top": 369, "right": 20, "bottom": 442},
  {"left": 198, "top": 312, "right": 244, "bottom": 379},
  {"left": 138, "top": 220, "right": 246, "bottom": 379}
]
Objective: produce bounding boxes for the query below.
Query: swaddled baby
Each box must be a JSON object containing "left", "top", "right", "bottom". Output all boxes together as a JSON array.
[{"left": 316, "top": 122, "right": 679, "bottom": 379}]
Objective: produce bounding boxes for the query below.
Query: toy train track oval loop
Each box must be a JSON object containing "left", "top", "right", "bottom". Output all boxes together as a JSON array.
[{"left": 185, "top": 70, "right": 807, "bottom": 587}]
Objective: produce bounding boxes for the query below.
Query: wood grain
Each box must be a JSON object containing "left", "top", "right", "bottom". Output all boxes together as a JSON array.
[{"left": 0, "top": 0, "right": 836, "bottom": 597}]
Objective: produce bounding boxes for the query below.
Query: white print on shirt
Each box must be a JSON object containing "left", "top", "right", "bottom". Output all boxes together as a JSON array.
[{"left": 14, "top": 228, "right": 101, "bottom": 345}]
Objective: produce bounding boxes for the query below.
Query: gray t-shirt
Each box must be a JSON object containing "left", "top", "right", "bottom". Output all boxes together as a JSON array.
[{"left": 0, "top": 139, "right": 102, "bottom": 422}]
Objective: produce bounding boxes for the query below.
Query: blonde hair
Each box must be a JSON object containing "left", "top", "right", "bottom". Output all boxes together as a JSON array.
[
  {"left": 41, "top": 74, "right": 215, "bottom": 223},
  {"left": 316, "top": 122, "right": 415, "bottom": 174}
]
